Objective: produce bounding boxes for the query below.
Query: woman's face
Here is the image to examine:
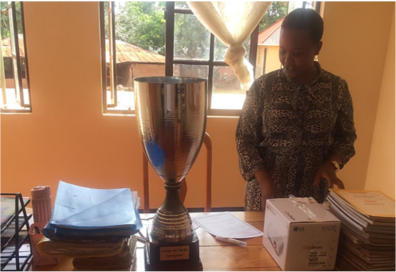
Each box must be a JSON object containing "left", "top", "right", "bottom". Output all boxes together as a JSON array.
[{"left": 279, "top": 28, "right": 322, "bottom": 82}]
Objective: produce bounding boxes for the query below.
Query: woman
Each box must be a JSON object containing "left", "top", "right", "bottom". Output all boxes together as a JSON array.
[{"left": 236, "top": 8, "right": 357, "bottom": 211}]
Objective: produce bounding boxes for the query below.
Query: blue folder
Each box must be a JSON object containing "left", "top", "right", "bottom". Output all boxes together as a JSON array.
[{"left": 43, "top": 181, "right": 142, "bottom": 240}]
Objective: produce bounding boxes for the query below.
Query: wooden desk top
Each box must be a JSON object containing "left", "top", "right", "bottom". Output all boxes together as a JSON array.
[{"left": 28, "top": 211, "right": 280, "bottom": 271}]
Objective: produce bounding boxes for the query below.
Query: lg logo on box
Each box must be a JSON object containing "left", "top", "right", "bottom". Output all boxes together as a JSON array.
[{"left": 293, "top": 226, "right": 305, "bottom": 232}]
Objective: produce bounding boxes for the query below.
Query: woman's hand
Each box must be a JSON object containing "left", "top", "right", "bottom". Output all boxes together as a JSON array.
[
  {"left": 313, "top": 160, "right": 345, "bottom": 189},
  {"left": 255, "top": 169, "right": 280, "bottom": 211}
]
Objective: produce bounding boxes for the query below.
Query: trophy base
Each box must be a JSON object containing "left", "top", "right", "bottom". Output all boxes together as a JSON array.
[{"left": 144, "top": 230, "right": 203, "bottom": 271}]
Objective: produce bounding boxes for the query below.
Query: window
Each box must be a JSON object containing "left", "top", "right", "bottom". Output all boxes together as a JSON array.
[
  {"left": 0, "top": 1, "right": 31, "bottom": 113},
  {"left": 100, "top": 2, "right": 166, "bottom": 114},
  {"left": 101, "top": 1, "right": 320, "bottom": 116},
  {"left": 166, "top": 2, "right": 258, "bottom": 116}
]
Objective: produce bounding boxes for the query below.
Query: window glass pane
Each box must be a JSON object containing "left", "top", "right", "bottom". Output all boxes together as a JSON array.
[
  {"left": 103, "top": 2, "right": 109, "bottom": 39},
  {"left": 174, "top": 13, "right": 210, "bottom": 61},
  {"left": 289, "top": 1, "right": 315, "bottom": 11},
  {"left": 173, "top": 64, "right": 208, "bottom": 79},
  {"left": 175, "top": 1, "right": 189, "bottom": 9},
  {"left": 23, "top": 88, "right": 29, "bottom": 104},
  {"left": 214, "top": 37, "right": 250, "bottom": 62},
  {"left": 105, "top": 1, "right": 166, "bottom": 112},
  {"left": 211, "top": 66, "right": 245, "bottom": 110},
  {"left": 258, "top": 2, "right": 288, "bottom": 33}
]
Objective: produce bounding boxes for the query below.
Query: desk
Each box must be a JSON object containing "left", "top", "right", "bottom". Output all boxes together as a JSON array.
[{"left": 29, "top": 212, "right": 280, "bottom": 271}]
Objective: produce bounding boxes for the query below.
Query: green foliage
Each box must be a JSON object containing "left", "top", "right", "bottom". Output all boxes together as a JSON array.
[
  {"left": 259, "top": 2, "right": 288, "bottom": 32},
  {"left": 1, "top": 1, "right": 23, "bottom": 39},
  {"left": 115, "top": 2, "right": 166, "bottom": 55},
  {"left": 174, "top": 13, "right": 209, "bottom": 59},
  {"left": 113, "top": 1, "right": 287, "bottom": 60}
]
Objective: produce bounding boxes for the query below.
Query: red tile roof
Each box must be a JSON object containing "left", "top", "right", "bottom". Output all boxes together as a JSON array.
[
  {"left": 106, "top": 40, "right": 165, "bottom": 64},
  {"left": 1, "top": 34, "right": 25, "bottom": 57},
  {"left": 1, "top": 36, "right": 165, "bottom": 64},
  {"left": 257, "top": 17, "right": 284, "bottom": 45}
]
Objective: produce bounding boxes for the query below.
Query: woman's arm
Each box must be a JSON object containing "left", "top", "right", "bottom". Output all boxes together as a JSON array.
[
  {"left": 236, "top": 76, "right": 278, "bottom": 209},
  {"left": 236, "top": 77, "right": 266, "bottom": 181},
  {"left": 314, "top": 79, "right": 357, "bottom": 188},
  {"left": 331, "top": 79, "right": 357, "bottom": 167},
  {"left": 255, "top": 168, "right": 279, "bottom": 210}
]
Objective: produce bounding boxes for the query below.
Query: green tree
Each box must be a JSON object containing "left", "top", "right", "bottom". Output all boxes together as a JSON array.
[
  {"left": 1, "top": 1, "right": 23, "bottom": 39},
  {"left": 259, "top": 2, "right": 288, "bottom": 32},
  {"left": 113, "top": 1, "right": 287, "bottom": 60},
  {"left": 174, "top": 13, "right": 210, "bottom": 59},
  {"left": 115, "top": 2, "right": 166, "bottom": 55}
]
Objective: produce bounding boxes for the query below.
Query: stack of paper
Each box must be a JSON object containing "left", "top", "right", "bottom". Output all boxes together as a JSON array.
[
  {"left": 37, "top": 236, "right": 126, "bottom": 258},
  {"left": 43, "top": 181, "right": 142, "bottom": 240},
  {"left": 326, "top": 189, "right": 395, "bottom": 271},
  {"left": 72, "top": 236, "right": 137, "bottom": 271},
  {"left": 39, "top": 181, "right": 142, "bottom": 270}
]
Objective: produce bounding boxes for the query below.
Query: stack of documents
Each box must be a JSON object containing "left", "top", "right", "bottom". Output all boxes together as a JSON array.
[
  {"left": 72, "top": 236, "right": 137, "bottom": 271},
  {"left": 43, "top": 181, "right": 142, "bottom": 240},
  {"left": 326, "top": 189, "right": 395, "bottom": 270},
  {"left": 37, "top": 236, "right": 126, "bottom": 258},
  {"left": 39, "top": 181, "right": 142, "bottom": 270}
]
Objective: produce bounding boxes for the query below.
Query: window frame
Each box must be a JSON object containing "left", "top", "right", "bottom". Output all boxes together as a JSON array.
[
  {"left": 100, "top": 2, "right": 130, "bottom": 114},
  {"left": 165, "top": 2, "right": 259, "bottom": 116},
  {"left": 1, "top": 1, "right": 32, "bottom": 113},
  {"left": 100, "top": 1, "right": 321, "bottom": 116}
]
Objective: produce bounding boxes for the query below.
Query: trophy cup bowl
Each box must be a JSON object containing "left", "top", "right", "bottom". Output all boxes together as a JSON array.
[{"left": 134, "top": 76, "right": 207, "bottom": 271}]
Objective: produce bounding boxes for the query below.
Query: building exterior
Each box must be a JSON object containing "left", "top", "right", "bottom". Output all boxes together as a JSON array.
[{"left": 256, "top": 17, "right": 284, "bottom": 78}]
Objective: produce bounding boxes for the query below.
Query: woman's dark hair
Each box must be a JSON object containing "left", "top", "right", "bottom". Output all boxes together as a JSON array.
[{"left": 281, "top": 8, "right": 324, "bottom": 43}]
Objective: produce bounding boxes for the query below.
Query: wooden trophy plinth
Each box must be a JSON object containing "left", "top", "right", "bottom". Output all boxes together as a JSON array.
[{"left": 144, "top": 230, "right": 203, "bottom": 271}]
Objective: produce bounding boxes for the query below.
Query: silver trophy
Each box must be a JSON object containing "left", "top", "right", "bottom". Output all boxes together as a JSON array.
[{"left": 134, "top": 76, "right": 207, "bottom": 270}]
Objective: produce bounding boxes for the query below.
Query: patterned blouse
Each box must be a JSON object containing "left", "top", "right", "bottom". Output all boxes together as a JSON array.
[{"left": 236, "top": 62, "right": 357, "bottom": 211}]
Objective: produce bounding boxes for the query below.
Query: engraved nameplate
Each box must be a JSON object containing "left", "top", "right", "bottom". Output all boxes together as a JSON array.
[{"left": 160, "top": 246, "right": 189, "bottom": 261}]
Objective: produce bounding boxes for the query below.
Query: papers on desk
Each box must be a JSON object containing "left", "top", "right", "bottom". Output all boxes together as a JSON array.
[
  {"left": 326, "top": 189, "right": 395, "bottom": 271},
  {"left": 327, "top": 189, "right": 395, "bottom": 244},
  {"left": 43, "top": 181, "right": 142, "bottom": 241},
  {"left": 192, "top": 212, "right": 262, "bottom": 239}
]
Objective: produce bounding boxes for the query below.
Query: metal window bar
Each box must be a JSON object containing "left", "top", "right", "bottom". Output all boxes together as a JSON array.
[
  {"left": 100, "top": 2, "right": 118, "bottom": 110},
  {"left": 165, "top": 2, "right": 174, "bottom": 76},
  {"left": 99, "top": 2, "right": 107, "bottom": 112},
  {"left": 8, "top": 2, "right": 24, "bottom": 107},
  {"left": 0, "top": 27, "right": 7, "bottom": 107},
  {"left": 108, "top": 1, "right": 117, "bottom": 107},
  {"left": 20, "top": 2, "right": 32, "bottom": 109}
]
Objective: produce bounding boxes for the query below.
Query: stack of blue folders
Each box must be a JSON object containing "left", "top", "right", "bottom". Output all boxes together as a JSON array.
[{"left": 43, "top": 181, "right": 142, "bottom": 241}]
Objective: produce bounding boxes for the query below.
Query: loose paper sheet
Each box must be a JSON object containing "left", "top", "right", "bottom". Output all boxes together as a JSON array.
[{"left": 192, "top": 212, "right": 262, "bottom": 239}]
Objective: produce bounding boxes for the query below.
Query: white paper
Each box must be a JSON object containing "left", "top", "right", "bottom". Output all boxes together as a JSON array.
[
  {"left": 51, "top": 181, "right": 141, "bottom": 229},
  {"left": 192, "top": 212, "right": 262, "bottom": 239},
  {"left": 192, "top": 222, "right": 199, "bottom": 230}
]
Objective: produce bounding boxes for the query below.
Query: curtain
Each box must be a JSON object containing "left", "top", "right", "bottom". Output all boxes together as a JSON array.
[{"left": 187, "top": 1, "right": 272, "bottom": 89}]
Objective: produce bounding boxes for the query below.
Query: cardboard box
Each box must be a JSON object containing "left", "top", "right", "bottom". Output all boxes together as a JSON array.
[{"left": 263, "top": 198, "right": 341, "bottom": 271}]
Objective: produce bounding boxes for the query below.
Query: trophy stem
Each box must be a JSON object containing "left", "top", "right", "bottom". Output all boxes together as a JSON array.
[
  {"left": 161, "top": 183, "right": 186, "bottom": 214},
  {"left": 151, "top": 182, "right": 193, "bottom": 243}
]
